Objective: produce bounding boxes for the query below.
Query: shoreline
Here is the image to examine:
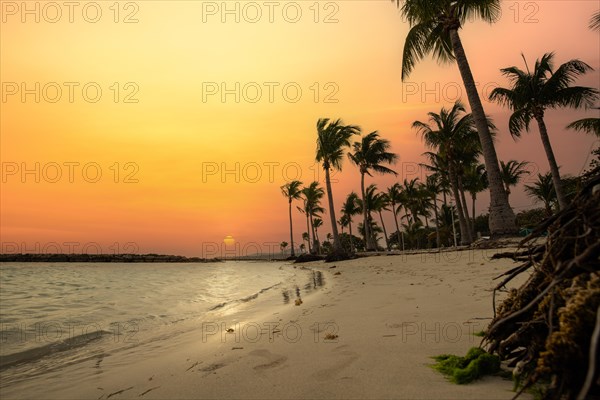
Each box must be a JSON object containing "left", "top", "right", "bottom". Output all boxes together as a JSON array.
[{"left": 1, "top": 250, "right": 532, "bottom": 399}]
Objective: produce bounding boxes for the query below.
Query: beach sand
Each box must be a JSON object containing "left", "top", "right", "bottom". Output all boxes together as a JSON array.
[{"left": 4, "top": 248, "right": 533, "bottom": 399}]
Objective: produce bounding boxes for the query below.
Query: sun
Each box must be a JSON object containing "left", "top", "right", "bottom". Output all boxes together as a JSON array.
[{"left": 223, "top": 235, "right": 235, "bottom": 246}]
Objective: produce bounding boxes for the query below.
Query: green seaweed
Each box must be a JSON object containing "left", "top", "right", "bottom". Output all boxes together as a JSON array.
[
  {"left": 472, "top": 330, "right": 486, "bottom": 337},
  {"left": 431, "top": 347, "right": 500, "bottom": 384}
]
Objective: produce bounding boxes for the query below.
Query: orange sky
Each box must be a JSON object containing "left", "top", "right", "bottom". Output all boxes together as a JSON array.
[{"left": 1, "top": 1, "right": 599, "bottom": 256}]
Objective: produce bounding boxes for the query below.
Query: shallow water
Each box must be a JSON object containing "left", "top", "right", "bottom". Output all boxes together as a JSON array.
[{"left": 0, "top": 261, "right": 323, "bottom": 389}]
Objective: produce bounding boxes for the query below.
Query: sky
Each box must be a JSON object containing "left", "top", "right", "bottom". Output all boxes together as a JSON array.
[{"left": 1, "top": 0, "right": 599, "bottom": 257}]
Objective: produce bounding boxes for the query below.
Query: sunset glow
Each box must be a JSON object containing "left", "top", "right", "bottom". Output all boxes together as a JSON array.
[{"left": 1, "top": 1, "right": 599, "bottom": 256}]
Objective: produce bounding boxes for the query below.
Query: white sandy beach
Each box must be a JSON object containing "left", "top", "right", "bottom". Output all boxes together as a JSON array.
[{"left": 2, "top": 248, "right": 532, "bottom": 400}]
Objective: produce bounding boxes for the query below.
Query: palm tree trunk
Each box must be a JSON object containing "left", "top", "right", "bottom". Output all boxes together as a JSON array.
[
  {"left": 392, "top": 203, "right": 402, "bottom": 250},
  {"left": 457, "top": 175, "right": 473, "bottom": 242},
  {"left": 324, "top": 165, "right": 343, "bottom": 253},
  {"left": 360, "top": 173, "right": 376, "bottom": 251},
  {"left": 310, "top": 213, "right": 318, "bottom": 254},
  {"left": 378, "top": 211, "right": 390, "bottom": 250},
  {"left": 288, "top": 200, "right": 295, "bottom": 257},
  {"left": 306, "top": 213, "right": 312, "bottom": 254},
  {"left": 471, "top": 194, "right": 477, "bottom": 237},
  {"left": 534, "top": 115, "right": 567, "bottom": 210},
  {"left": 449, "top": 165, "right": 471, "bottom": 245},
  {"left": 433, "top": 195, "right": 441, "bottom": 249},
  {"left": 448, "top": 28, "right": 517, "bottom": 237},
  {"left": 349, "top": 220, "right": 354, "bottom": 253}
]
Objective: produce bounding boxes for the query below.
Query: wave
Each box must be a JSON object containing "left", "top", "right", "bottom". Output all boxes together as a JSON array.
[
  {"left": 0, "top": 330, "right": 112, "bottom": 371},
  {"left": 209, "top": 282, "right": 281, "bottom": 311}
]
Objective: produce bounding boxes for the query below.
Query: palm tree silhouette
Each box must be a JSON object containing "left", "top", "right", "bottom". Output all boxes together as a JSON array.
[
  {"left": 348, "top": 131, "right": 397, "bottom": 251},
  {"left": 391, "top": 0, "right": 517, "bottom": 237},
  {"left": 490, "top": 52, "right": 598, "bottom": 209},
  {"left": 280, "top": 180, "right": 303, "bottom": 257},
  {"left": 315, "top": 118, "right": 360, "bottom": 258}
]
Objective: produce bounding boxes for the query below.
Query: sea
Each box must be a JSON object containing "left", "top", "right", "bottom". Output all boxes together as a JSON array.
[{"left": 0, "top": 261, "right": 324, "bottom": 391}]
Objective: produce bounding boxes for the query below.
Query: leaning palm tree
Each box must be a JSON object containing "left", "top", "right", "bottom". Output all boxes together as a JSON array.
[
  {"left": 387, "top": 183, "right": 405, "bottom": 250},
  {"left": 391, "top": 0, "right": 517, "bottom": 237},
  {"left": 489, "top": 52, "right": 599, "bottom": 210},
  {"left": 348, "top": 131, "right": 398, "bottom": 250},
  {"left": 313, "top": 217, "right": 323, "bottom": 244},
  {"left": 341, "top": 192, "right": 362, "bottom": 253},
  {"left": 280, "top": 180, "right": 303, "bottom": 257},
  {"left": 499, "top": 160, "right": 530, "bottom": 202},
  {"left": 413, "top": 101, "right": 482, "bottom": 244},
  {"left": 315, "top": 118, "right": 360, "bottom": 258},
  {"left": 524, "top": 172, "right": 557, "bottom": 217}
]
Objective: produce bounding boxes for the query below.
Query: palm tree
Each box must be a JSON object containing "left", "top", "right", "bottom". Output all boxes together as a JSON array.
[
  {"left": 316, "top": 118, "right": 360, "bottom": 257},
  {"left": 567, "top": 117, "right": 600, "bottom": 137},
  {"left": 590, "top": 10, "right": 600, "bottom": 31},
  {"left": 413, "top": 101, "right": 481, "bottom": 244},
  {"left": 348, "top": 131, "right": 398, "bottom": 251},
  {"left": 489, "top": 52, "right": 599, "bottom": 210},
  {"left": 392, "top": 0, "right": 517, "bottom": 237},
  {"left": 280, "top": 180, "right": 303, "bottom": 257},
  {"left": 299, "top": 181, "right": 325, "bottom": 255},
  {"left": 424, "top": 174, "right": 442, "bottom": 248},
  {"left": 341, "top": 192, "right": 362, "bottom": 253},
  {"left": 373, "top": 191, "right": 391, "bottom": 250},
  {"left": 362, "top": 184, "right": 381, "bottom": 249},
  {"left": 387, "top": 183, "right": 405, "bottom": 250},
  {"left": 524, "top": 172, "right": 556, "bottom": 217},
  {"left": 313, "top": 218, "right": 323, "bottom": 245},
  {"left": 499, "top": 160, "right": 530, "bottom": 202},
  {"left": 463, "top": 163, "right": 488, "bottom": 235},
  {"left": 301, "top": 232, "right": 310, "bottom": 252},
  {"left": 338, "top": 215, "right": 349, "bottom": 234},
  {"left": 280, "top": 241, "right": 288, "bottom": 256}
]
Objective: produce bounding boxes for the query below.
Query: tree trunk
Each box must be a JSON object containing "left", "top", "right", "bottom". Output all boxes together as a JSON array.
[
  {"left": 310, "top": 213, "right": 319, "bottom": 254},
  {"left": 360, "top": 173, "right": 376, "bottom": 251},
  {"left": 449, "top": 164, "right": 471, "bottom": 245},
  {"left": 378, "top": 210, "right": 390, "bottom": 250},
  {"left": 448, "top": 28, "right": 517, "bottom": 237},
  {"left": 288, "top": 200, "right": 295, "bottom": 257},
  {"left": 349, "top": 220, "right": 354, "bottom": 253},
  {"left": 458, "top": 175, "right": 473, "bottom": 242},
  {"left": 392, "top": 202, "right": 402, "bottom": 250},
  {"left": 324, "top": 165, "right": 343, "bottom": 253},
  {"left": 433, "top": 195, "right": 441, "bottom": 249},
  {"left": 471, "top": 194, "right": 477, "bottom": 237},
  {"left": 534, "top": 115, "right": 567, "bottom": 210},
  {"left": 306, "top": 213, "right": 312, "bottom": 254}
]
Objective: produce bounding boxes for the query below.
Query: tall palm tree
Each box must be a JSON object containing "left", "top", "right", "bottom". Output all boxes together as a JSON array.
[
  {"left": 299, "top": 181, "right": 325, "bottom": 255},
  {"left": 489, "top": 52, "right": 599, "bottom": 210},
  {"left": 387, "top": 183, "right": 405, "bottom": 250},
  {"left": 280, "top": 180, "right": 303, "bottom": 257},
  {"left": 341, "top": 192, "right": 362, "bottom": 253},
  {"left": 316, "top": 118, "right": 360, "bottom": 257},
  {"left": 348, "top": 131, "right": 398, "bottom": 251},
  {"left": 338, "top": 215, "right": 349, "bottom": 234},
  {"left": 413, "top": 101, "right": 481, "bottom": 244},
  {"left": 400, "top": 178, "right": 421, "bottom": 226},
  {"left": 524, "top": 172, "right": 557, "bottom": 217},
  {"left": 392, "top": 0, "right": 517, "bottom": 237},
  {"left": 313, "top": 218, "right": 323, "bottom": 244},
  {"left": 499, "top": 160, "right": 530, "bottom": 202}
]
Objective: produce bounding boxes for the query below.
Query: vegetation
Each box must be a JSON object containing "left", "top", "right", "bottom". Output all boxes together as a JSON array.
[{"left": 432, "top": 347, "right": 500, "bottom": 384}]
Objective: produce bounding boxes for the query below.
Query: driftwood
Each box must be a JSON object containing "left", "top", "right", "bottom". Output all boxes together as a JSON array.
[{"left": 483, "top": 171, "right": 600, "bottom": 400}]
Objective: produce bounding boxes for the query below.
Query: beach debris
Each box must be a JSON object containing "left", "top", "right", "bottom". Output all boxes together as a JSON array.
[
  {"left": 334, "top": 271, "right": 341, "bottom": 275},
  {"left": 295, "top": 299, "right": 303, "bottom": 306},
  {"left": 107, "top": 386, "right": 134, "bottom": 399},
  {"left": 484, "top": 172, "right": 600, "bottom": 400},
  {"left": 232, "top": 347, "right": 244, "bottom": 350},
  {"left": 324, "top": 333, "right": 338, "bottom": 340},
  {"left": 138, "top": 386, "right": 160, "bottom": 397},
  {"left": 329, "top": 265, "right": 337, "bottom": 268},
  {"left": 226, "top": 328, "right": 234, "bottom": 333},
  {"left": 431, "top": 347, "right": 500, "bottom": 384}
]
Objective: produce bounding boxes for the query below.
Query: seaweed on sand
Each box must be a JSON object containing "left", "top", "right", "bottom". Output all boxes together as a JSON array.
[{"left": 432, "top": 347, "right": 500, "bottom": 384}]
